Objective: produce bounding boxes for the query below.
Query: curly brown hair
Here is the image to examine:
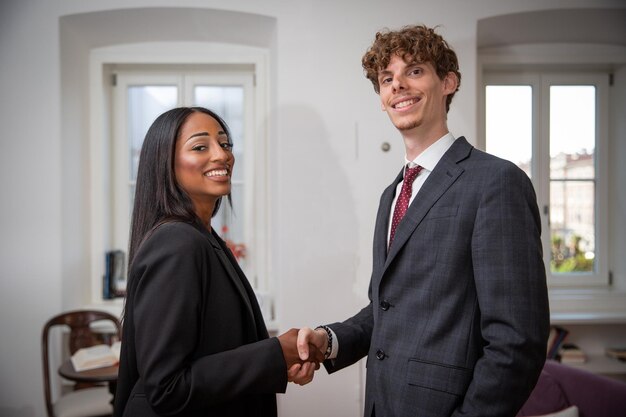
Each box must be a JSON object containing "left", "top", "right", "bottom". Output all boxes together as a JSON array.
[{"left": 362, "top": 24, "right": 461, "bottom": 112}]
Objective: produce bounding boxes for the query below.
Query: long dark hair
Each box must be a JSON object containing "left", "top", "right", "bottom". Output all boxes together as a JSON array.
[{"left": 127, "top": 106, "right": 232, "bottom": 270}]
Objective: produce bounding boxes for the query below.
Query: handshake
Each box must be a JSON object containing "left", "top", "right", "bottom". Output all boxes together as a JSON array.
[{"left": 277, "top": 327, "right": 329, "bottom": 386}]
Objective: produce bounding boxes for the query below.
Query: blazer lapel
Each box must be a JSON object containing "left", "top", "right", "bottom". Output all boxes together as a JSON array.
[
  {"left": 383, "top": 137, "right": 472, "bottom": 272},
  {"left": 219, "top": 236, "right": 270, "bottom": 340},
  {"left": 204, "top": 230, "right": 256, "bottom": 326}
]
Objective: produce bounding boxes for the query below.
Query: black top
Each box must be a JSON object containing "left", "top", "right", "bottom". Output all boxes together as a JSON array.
[{"left": 114, "top": 221, "right": 286, "bottom": 417}]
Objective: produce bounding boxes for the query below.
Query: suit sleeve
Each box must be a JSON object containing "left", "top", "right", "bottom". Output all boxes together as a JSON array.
[
  {"left": 323, "top": 293, "right": 374, "bottom": 372},
  {"left": 454, "top": 163, "right": 549, "bottom": 416},
  {"left": 131, "top": 224, "right": 287, "bottom": 414}
]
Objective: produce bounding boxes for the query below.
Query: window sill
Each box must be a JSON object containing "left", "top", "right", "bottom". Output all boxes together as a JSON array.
[
  {"left": 549, "top": 288, "right": 626, "bottom": 324},
  {"left": 551, "top": 311, "right": 626, "bottom": 324},
  {"left": 564, "top": 353, "right": 626, "bottom": 376}
]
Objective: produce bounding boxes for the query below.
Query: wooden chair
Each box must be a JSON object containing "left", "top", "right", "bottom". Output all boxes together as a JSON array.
[{"left": 42, "top": 310, "right": 122, "bottom": 417}]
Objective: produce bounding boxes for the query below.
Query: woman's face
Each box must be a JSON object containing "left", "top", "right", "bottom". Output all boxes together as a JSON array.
[{"left": 174, "top": 111, "right": 235, "bottom": 221}]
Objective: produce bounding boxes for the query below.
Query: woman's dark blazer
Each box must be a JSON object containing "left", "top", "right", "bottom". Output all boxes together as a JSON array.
[{"left": 114, "top": 221, "right": 287, "bottom": 417}]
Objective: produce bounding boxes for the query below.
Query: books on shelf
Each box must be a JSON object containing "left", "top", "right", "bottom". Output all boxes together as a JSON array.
[
  {"left": 605, "top": 347, "right": 626, "bottom": 362},
  {"left": 70, "top": 341, "right": 121, "bottom": 372},
  {"left": 546, "top": 326, "right": 589, "bottom": 364},
  {"left": 547, "top": 325, "right": 570, "bottom": 360},
  {"left": 103, "top": 250, "right": 127, "bottom": 299},
  {"left": 558, "top": 343, "right": 587, "bottom": 364}
]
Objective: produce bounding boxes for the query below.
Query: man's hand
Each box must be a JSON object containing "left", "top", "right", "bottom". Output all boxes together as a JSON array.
[
  {"left": 297, "top": 327, "right": 329, "bottom": 361},
  {"left": 278, "top": 328, "right": 324, "bottom": 385}
]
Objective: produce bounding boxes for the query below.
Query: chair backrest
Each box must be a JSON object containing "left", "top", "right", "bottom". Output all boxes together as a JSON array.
[{"left": 41, "top": 310, "right": 122, "bottom": 417}]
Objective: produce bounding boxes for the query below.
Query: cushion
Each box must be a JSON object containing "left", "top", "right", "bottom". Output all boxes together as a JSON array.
[
  {"left": 517, "top": 367, "right": 569, "bottom": 416},
  {"left": 54, "top": 386, "right": 113, "bottom": 417},
  {"left": 542, "top": 359, "right": 626, "bottom": 417}
]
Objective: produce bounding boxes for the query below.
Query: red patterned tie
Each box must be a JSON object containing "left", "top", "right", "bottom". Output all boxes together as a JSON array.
[{"left": 389, "top": 165, "right": 423, "bottom": 246}]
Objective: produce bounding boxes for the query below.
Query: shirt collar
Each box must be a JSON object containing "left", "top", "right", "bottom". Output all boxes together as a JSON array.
[{"left": 404, "top": 132, "right": 456, "bottom": 172}]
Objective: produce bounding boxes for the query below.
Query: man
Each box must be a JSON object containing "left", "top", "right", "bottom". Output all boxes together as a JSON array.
[{"left": 297, "top": 25, "right": 549, "bottom": 417}]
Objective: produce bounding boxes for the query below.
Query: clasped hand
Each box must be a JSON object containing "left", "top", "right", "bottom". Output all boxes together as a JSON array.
[{"left": 277, "top": 327, "right": 329, "bottom": 386}]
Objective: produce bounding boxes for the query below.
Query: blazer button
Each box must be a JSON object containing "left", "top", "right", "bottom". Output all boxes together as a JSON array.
[
  {"left": 375, "top": 349, "right": 386, "bottom": 360},
  {"left": 380, "top": 300, "right": 390, "bottom": 311}
]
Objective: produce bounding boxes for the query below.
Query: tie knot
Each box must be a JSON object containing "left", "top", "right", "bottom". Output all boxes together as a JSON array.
[{"left": 403, "top": 165, "right": 423, "bottom": 185}]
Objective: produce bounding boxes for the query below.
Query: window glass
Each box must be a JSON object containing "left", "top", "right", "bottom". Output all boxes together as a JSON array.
[
  {"left": 549, "top": 85, "right": 596, "bottom": 273},
  {"left": 485, "top": 85, "right": 533, "bottom": 178},
  {"left": 127, "top": 86, "right": 178, "bottom": 215},
  {"left": 128, "top": 86, "right": 178, "bottom": 180}
]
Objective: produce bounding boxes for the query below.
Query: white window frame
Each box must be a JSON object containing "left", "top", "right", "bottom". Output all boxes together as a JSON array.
[
  {"left": 111, "top": 72, "right": 182, "bottom": 254},
  {"left": 482, "top": 70, "right": 609, "bottom": 288},
  {"left": 89, "top": 42, "right": 271, "bottom": 309},
  {"left": 112, "top": 70, "right": 255, "bottom": 268}
]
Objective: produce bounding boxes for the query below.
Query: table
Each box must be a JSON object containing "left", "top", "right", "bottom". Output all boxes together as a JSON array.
[{"left": 58, "top": 359, "right": 118, "bottom": 396}]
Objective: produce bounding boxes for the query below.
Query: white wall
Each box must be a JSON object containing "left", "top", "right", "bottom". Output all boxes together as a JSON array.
[{"left": 1, "top": 1, "right": 625, "bottom": 416}]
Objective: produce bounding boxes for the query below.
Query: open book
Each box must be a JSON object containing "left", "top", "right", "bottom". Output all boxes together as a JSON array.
[{"left": 70, "top": 341, "right": 121, "bottom": 372}]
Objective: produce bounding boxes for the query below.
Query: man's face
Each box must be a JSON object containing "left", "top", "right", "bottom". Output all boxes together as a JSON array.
[{"left": 378, "top": 54, "right": 456, "bottom": 135}]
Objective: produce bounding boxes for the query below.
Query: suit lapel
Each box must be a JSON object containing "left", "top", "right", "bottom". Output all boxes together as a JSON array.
[
  {"left": 373, "top": 169, "right": 404, "bottom": 271},
  {"left": 382, "top": 137, "right": 472, "bottom": 273}
]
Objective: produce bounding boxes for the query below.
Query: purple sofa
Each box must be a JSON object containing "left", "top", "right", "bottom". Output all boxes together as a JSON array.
[{"left": 517, "top": 359, "right": 626, "bottom": 417}]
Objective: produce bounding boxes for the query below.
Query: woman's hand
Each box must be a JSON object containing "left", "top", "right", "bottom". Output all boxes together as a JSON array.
[{"left": 278, "top": 328, "right": 323, "bottom": 385}]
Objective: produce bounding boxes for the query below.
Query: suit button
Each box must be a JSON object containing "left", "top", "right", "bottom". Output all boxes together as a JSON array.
[
  {"left": 376, "top": 349, "right": 386, "bottom": 360},
  {"left": 380, "top": 300, "right": 390, "bottom": 311}
]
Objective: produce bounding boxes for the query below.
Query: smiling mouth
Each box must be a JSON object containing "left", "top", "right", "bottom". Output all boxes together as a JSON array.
[
  {"left": 204, "top": 169, "right": 229, "bottom": 177},
  {"left": 392, "top": 98, "right": 419, "bottom": 109}
]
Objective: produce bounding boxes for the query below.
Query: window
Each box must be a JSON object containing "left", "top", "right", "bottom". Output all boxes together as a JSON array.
[
  {"left": 89, "top": 43, "right": 271, "bottom": 307},
  {"left": 484, "top": 72, "right": 609, "bottom": 287},
  {"left": 112, "top": 67, "right": 256, "bottom": 279}
]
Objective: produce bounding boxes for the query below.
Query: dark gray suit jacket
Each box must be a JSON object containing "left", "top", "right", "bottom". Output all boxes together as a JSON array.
[
  {"left": 326, "top": 137, "right": 549, "bottom": 417},
  {"left": 114, "top": 222, "right": 286, "bottom": 417}
]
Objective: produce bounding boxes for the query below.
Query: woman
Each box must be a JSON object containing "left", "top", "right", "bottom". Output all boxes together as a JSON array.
[{"left": 114, "top": 107, "right": 319, "bottom": 417}]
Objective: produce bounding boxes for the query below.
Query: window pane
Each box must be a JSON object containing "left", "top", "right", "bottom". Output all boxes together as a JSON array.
[
  {"left": 485, "top": 85, "right": 532, "bottom": 177},
  {"left": 550, "top": 86, "right": 595, "bottom": 179},
  {"left": 127, "top": 86, "right": 178, "bottom": 181},
  {"left": 194, "top": 86, "right": 244, "bottom": 182},
  {"left": 127, "top": 86, "right": 177, "bottom": 219},
  {"left": 549, "top": 86, "right": 596, "bottom": 274},
  {"left": 550, "top": 180, "right": 595, "bottom": 273}
]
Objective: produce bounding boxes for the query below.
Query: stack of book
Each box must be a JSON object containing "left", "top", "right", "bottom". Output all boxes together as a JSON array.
[
  {"left": 103, "top": 250, "right": 126, "bottom": 299},
  {"left": 547, "top": 325, "right": 570, "bottom": 360},
  {"left": 605, "top": 347, "right": 626, "bottom": 362},
  {"left": 558, "top": 343, "right": 587, "bottom": 364}
]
